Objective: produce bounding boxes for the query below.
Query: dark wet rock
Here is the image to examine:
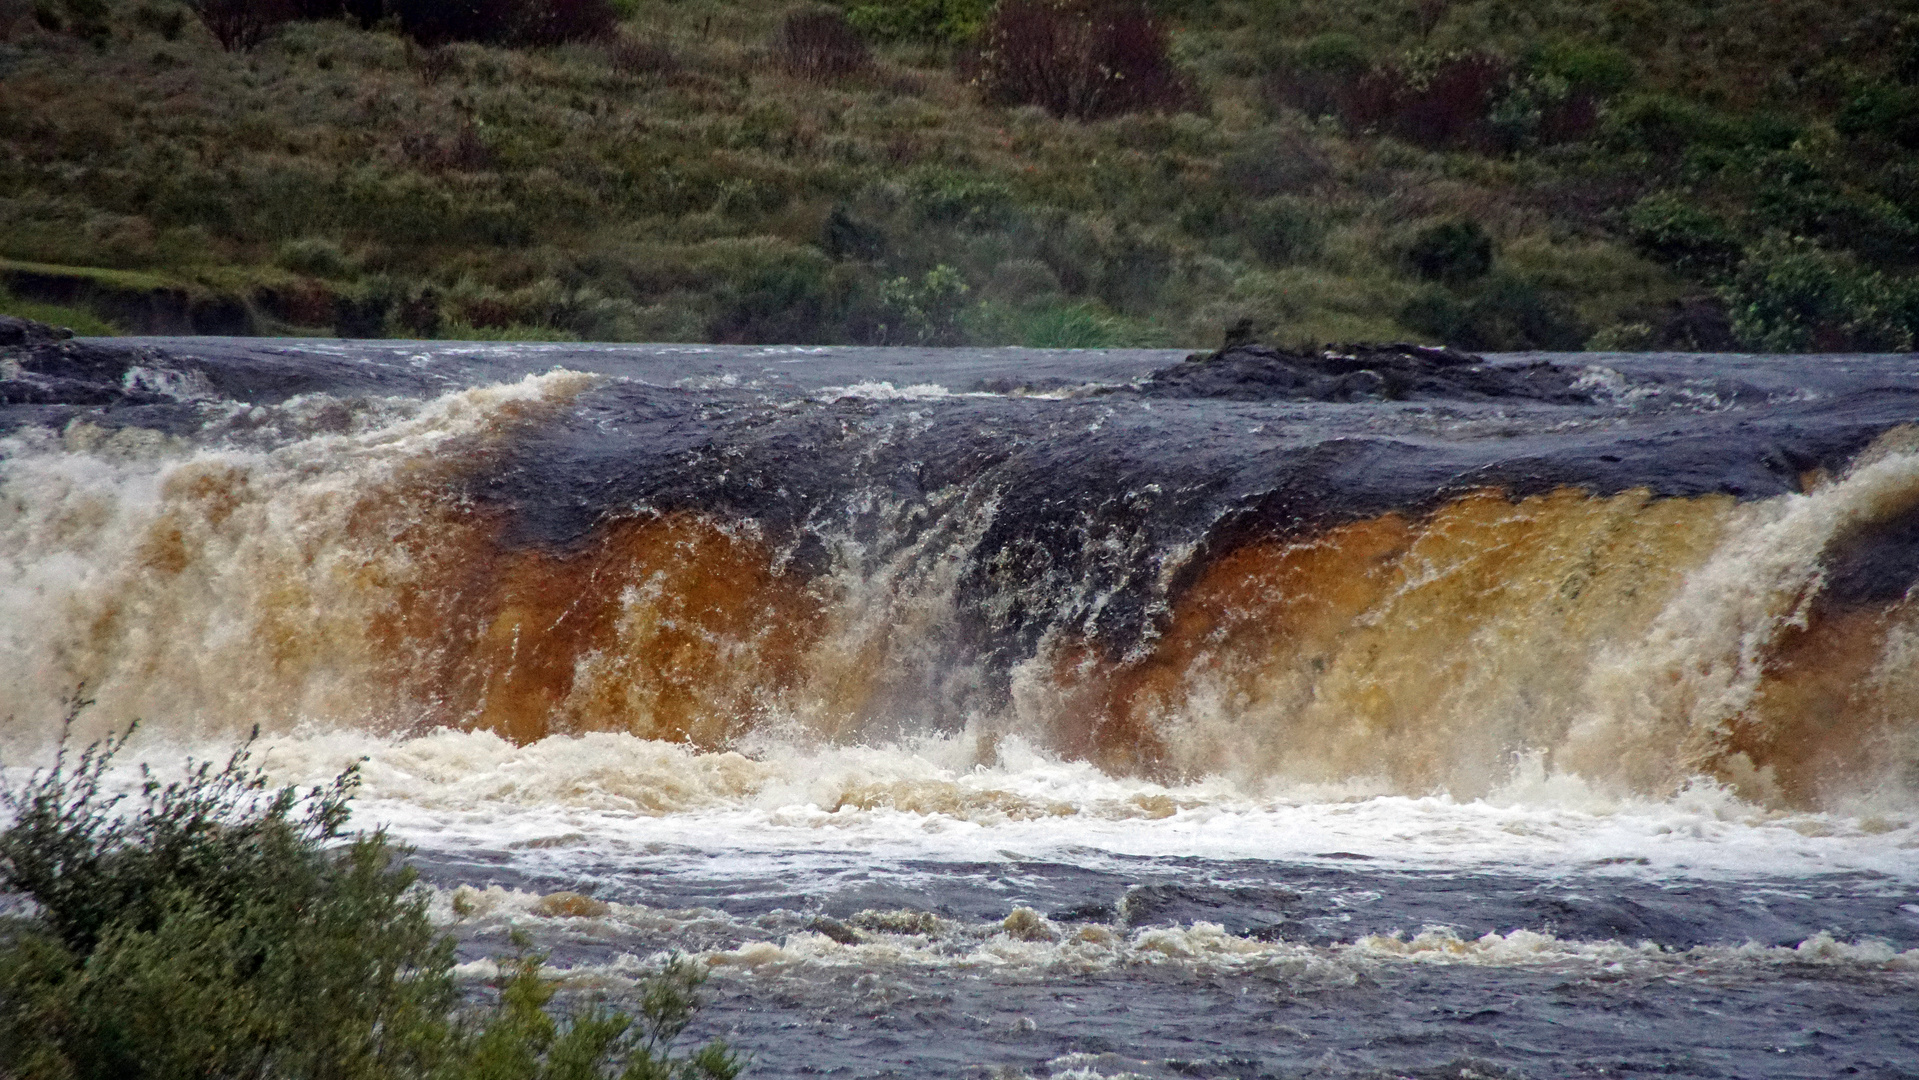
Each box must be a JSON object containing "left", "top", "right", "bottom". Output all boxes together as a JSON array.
[
  {"left": 1116, "top": 883, "right": 1304, "bottom": 930},
  {"left": 1517, "top": 894, "right": 1701, "bottom": 944},
  {"left": 0, "top": 315, "right": 74, "bottom": 346},
  {"left": 806, "top": 916, "right": 862, "bottom": 944},
  {"left": 1818, "top": 499, "right": 1919, "bottom": 607},
  {"left": 1046, "top": 902, "right": 1117, "bottom": 923},
  {"left": 1143, "top": 342, "right": 1594, "bottom": 404},
  {"left": 1, "top": 328, "right": 151, "bottom": 414}
]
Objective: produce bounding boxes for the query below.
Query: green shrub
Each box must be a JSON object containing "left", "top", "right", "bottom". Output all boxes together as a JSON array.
[
  {"left": 875, "top": 262, "right": 968, "bottom": 343},
  {"left": 0, "top": 722, "right": 742, "bottom": 1080},
  {"left": 1721, "top": 234, "right": 1915, "bottom": 351},
  {"left": 708, "top": 248, "right": 851, "bottom": 343},
  {"left": 1606, "top": 93, "right": 1745, "bottom": 155},
  {"left": 1399, "top": 273, "right": 1587, "bottom": 350},
  {"left": 277, "top": 237, "right": 359, "bottom": 279},
  {"left": 907, "top": 169, "right": 1014, "bottom": 230},
  {"left": 1625, "top": 192, "right": 1742, "bottom": 275},
  {"left": 1406, "top": 219, "right": 1493, "bottom": 284},
  {"left": 1262, "top": 33, "right": 1370, "bottom": 120},
  {"left": 1837, "top": 83, "right": 1919, "bottom": 150},
  {"left": 1241, "top": 196, "right": 1324, "bottom": 266},
  {"left": 1534, "top": 42, "right": 1634, "bottom": 97},
  {"left": 843, "top": 0, "right": 989, "bottom": 44},
  {"left": 1398, "top": 286, "right": 1471, "bottom": 345},
  {"left": 1296, "top": 32, "right": 1369, "bottom": 78}
]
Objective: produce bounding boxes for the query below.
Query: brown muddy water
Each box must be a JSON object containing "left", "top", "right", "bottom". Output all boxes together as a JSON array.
[{"left": 3, "top": 333, "right": 1917, "bottom": 1078}]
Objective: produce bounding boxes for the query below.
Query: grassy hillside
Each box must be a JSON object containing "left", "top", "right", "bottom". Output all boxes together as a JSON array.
[{"left": 1, "top": 0, "right": 1916, "bottom": 349}]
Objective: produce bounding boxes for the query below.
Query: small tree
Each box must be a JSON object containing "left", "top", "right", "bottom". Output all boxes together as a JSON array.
[{"left": 190, "top": 0, "right": 294, "bottom": 50}]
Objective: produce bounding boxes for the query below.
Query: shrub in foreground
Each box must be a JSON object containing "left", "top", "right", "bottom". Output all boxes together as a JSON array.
[{"left": 0, "top": 721, "right": 741, "bottom": 1080}]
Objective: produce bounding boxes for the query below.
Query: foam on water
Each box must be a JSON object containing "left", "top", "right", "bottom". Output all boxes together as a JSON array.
[
  {"left": 425, "top": 881, "right": 1919, "bottom": 989},
  {"left": 13, "top": 723, "right": 1897, "bottom": 888}
]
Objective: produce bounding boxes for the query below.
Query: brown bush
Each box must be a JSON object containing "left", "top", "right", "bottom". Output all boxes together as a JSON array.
[
  {"left": 382, "top": 0, "right": 616, "bottom": 48},
  {"left": 973, "top": 0, "right": 1193, "bottom": 120},
  {"left": 1271, "top": 49, "right": 1512, "bottom": 152},
  {"left": 775, "top": 6, "right": 870, "bottom": 82},
  {"left": 191, "top": 0, "right": 294, "bottom": 51},
  {"left": 1351, "top": 52, "right": 1510, "bottom": 151}
]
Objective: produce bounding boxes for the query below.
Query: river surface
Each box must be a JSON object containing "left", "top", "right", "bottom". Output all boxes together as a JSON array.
[{"left": 2, "top": 332, "right": 1917, "bottom": 1078}]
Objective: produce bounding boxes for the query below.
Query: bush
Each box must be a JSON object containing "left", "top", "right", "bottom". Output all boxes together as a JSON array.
[
  {"left": 973, "top": 0, "right": 1194, "bottom": 121},
  {"left": 1399, "top": 273, "right": 1586, "bottom": 350},
  {"left": 775, "top": 6, "right": 870, "bottom": 82},
  {"left": 844, "top": 0, "right": 989, "bottom": 44},
  {"left": 875, "top": 263, "right": 970, "bottom": 344},
  {"left": 1357, "top": 50, "right": 1511, "bottom": 151},
  {"left": 1625, "top": 192, "right": 1742, "bottom": 275},
  {"left": 1263, "top": 33, "right": 1369, "bottom": 119},
  {"left": 819, "top": 204, "right": 888, "bottom": 261},
  {"left": 1837, "top": 83, "right": 1919, "bottom": 150},
  {"left": 190, "top": 0, "right": 293, "bottom": 51},
  {"left": 0, "top": 722, "right": 742, "bottom": 1080},
  {"left": 1605, "top": 93, "right": 1747, "bottom": 155},
  {"left": 1241, "top": 197, "right": 1324, "bottom": 266},
  {"left": 1534, "top": 42, "right": 1634, "bottom": 97},
  {"left": 707, "top": 249, "right": 851, "bottom": 343},
  {"left": 907, "top": 168, "right": 1015, "bottom": 229},
  {"left": 1406, "top": 219, "right": 1494, "bottom": 284},
  {"left": 1721, "top": 234, "right": 1916, "bottom": 351},
  {"left": 379, "top": 0, "right": 617, "bottom": 47}
]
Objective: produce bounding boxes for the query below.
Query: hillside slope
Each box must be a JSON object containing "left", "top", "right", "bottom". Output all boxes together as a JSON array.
[{"left": 1, "top": 0, "right": 1915, "bottom": 350}]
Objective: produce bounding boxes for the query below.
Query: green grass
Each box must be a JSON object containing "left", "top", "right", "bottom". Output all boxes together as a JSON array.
[
  {"left": 0, "top": 288, "right": 121, "bottom": 336},
  {"left": 0, "top": 0, "right": 1914, "bottom": 350}
]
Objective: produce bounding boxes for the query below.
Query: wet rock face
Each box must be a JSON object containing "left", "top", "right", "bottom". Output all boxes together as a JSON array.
[
  {"left": 0, "top": 315, "right": 74, "bottom": 347},
  {"left": 0, "top": 318, "right": 158, "bottom": 410},
  {"left": 1143, "top": 342, "right": 1597, "bottom": 404}
]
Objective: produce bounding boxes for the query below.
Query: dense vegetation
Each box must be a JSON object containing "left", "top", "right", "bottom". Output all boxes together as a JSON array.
[
  {"left": 1, "top": 0, "right": 1916, "bottom": 349},
  {"left": 0, "top": 719, "right": 740, "bottom": 1080}
]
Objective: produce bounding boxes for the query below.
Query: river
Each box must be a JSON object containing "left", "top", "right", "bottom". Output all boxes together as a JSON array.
[{"left": 3, "top": 327, "right": 1916, "bottom": 1077}]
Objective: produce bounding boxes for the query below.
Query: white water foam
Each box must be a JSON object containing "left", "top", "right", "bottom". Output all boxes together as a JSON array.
[
  {"left": 431, "top": 883, "right": 1919, "bottom": 988},
  {"left": 14, "top": 725, "right": 1906, "bottom": 887}
]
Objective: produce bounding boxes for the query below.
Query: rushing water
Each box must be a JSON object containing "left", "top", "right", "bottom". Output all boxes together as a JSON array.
[{"left": 3, "top": 331, "right": 1918, "bottom": 1078}]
